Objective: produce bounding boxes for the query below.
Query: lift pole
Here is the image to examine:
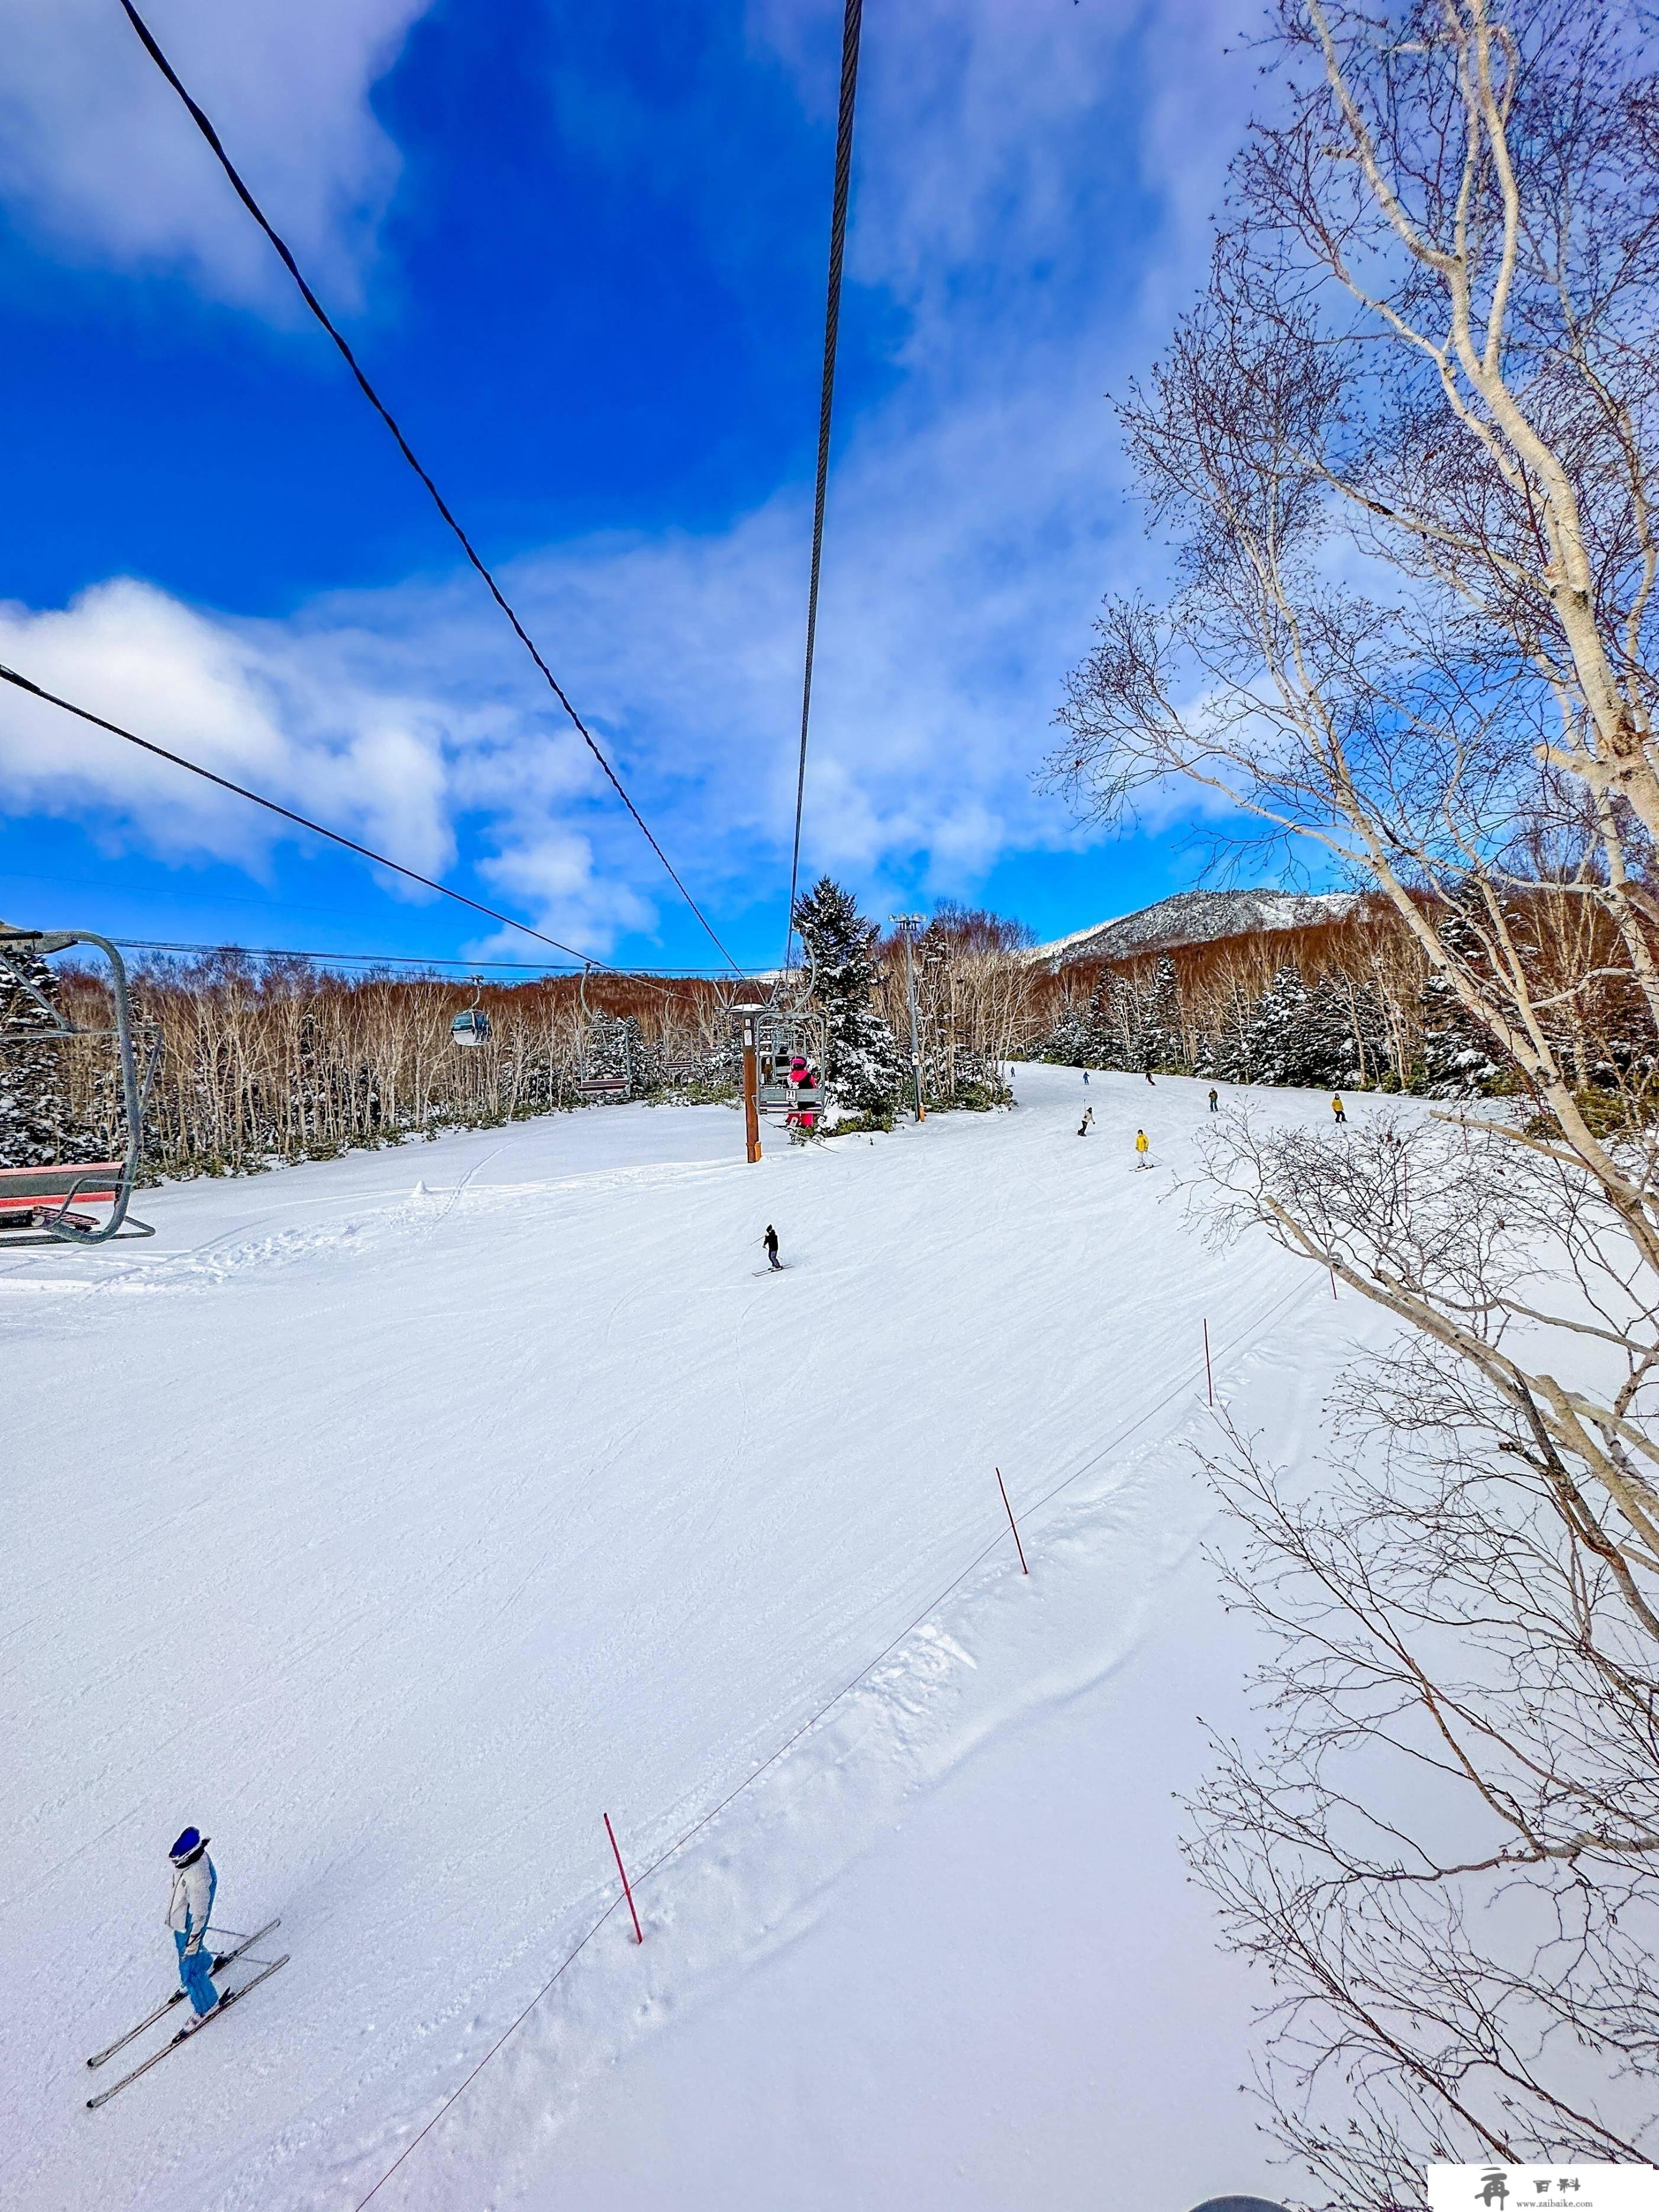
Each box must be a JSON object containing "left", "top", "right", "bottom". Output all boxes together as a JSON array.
[
  {"left": 890, "top": 914, "right": 925, "bottom": 1121},
  {"left": 739, "top": 1005, "right": 763, "bottom": 1163}
]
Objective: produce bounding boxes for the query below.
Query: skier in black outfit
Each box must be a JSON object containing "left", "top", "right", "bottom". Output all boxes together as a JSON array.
[
  {"left": 1208, "top": 1087, "right": 1219, "bottom": 1112},
  {"left": 763, "top": 1225, "right": 782, "bottom": 1271}
]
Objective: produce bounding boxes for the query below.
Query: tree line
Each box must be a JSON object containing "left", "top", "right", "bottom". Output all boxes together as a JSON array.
[
  {"left": 1, "top": 889, "right": 1050, "bottom": 1176},
  {"left": 1032, "top": 891, "right": 1653, "bottom": 1103}
]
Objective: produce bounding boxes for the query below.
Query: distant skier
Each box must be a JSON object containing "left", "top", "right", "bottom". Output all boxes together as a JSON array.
[
  {"left": 1135, "top": 1128, "right": 1150, "bottom": 1168},
  {"left": 1077, "top": 1107, "right": 1094, "bottom": 1136},
  {"left": 763, "top": 1224, "right": 782, "bottom": 1271},
  {"left": 1082, "top": 1068, "right": 1090, "bottom": 1086},
  {"left": 1144, "top": 1062, "right": 1156, "bottom": 1085},
  {"left": 1208, "top": 1087, "right": 1219, "bottom": 1113},
  {"left": 1331, "top": 1094, "right": 1347, "bottom": 1124},
  {"left": 166, "top": 1827, "right": 221, "bottom": 2022}
]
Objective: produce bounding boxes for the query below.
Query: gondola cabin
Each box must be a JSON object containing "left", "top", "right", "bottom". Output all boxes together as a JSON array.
[{"left": 450, "top": 1008, "right": 492, "bottom": 1046}]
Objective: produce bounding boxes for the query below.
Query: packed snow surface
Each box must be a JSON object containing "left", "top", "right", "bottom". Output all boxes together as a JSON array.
[{"left": 2, "top": 1065, "right": 1395, "bottom": 2210}]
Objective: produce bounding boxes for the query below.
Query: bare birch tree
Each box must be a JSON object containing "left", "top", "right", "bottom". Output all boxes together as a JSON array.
[{"left": 1048, "top": 0, "right": 1659, "bottom": 2191}]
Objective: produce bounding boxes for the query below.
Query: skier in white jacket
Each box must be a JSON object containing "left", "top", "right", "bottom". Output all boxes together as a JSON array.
[{"left": 166, "top": 1827, "right": 221, "bottom": 2020}]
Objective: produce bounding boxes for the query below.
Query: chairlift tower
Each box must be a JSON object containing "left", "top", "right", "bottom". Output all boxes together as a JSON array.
[
  {"left": 736, "top": 1002, "right": 765, "bottom": 1163},
  {"left": 889, "top": 914, "right": 926, "bottom": 1121}
]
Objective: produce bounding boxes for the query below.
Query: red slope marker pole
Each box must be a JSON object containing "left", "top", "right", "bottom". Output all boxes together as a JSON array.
[
  {"left": 604, "top": 1813, "right": 644, "bottom": 1945},
  {"left": 1203, "top": 1318, "right": 1214, "bottom": 1406},
  {"left": 996, "top": 1466, "right": 1029, "bottom": 1576}
]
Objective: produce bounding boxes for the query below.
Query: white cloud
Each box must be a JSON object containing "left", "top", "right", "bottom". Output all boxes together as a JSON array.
[{"left": 0, "top": 0, "right": 434, "bottom": 308}]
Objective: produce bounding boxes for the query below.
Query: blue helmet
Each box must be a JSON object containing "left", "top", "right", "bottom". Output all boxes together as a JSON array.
[{"left": 169, "top": 1826, "right": 208, "bottom": 1863}]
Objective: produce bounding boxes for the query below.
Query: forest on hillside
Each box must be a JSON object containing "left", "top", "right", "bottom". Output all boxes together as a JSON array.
[{"left": 7, "top": 874, "right": 1642, "bottom": 1179}]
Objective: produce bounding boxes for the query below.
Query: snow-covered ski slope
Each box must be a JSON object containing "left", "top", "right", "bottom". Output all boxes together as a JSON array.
[{"left": 3, "top": 1064, "right": 1396, "bottom": 2211}]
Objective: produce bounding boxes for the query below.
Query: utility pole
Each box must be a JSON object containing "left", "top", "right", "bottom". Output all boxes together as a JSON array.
[
  {"left": 738, "top": 1004, "right": 763, "bottom": 1163},
  {"left": 890, "top": 914, "right": 925, "bottom": 1121}
]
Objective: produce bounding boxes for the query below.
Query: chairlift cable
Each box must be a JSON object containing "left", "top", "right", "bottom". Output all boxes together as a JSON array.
[
  {"left": 0, "top": 661, "right": 612, "bottom": 970},
  {"left": 114, "top": 0, "right": 743, "bottom": 980},
  {"left": 782, "top": 0, "right": 864, "bottom": 975},
  {"left": 106, "top": 939, "right": 764, "bottom": 979}
]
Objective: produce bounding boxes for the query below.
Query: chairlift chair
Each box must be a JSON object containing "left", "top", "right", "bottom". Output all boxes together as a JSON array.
[
  {"left": 755, "top": 1010, "right": 825, "bottom": 1123},
  {"left": 574, "top": 963, "right": 631, "bottom": 1103},
  {"left": 451, "top": 977, "right": 492, "bottom": 1047},
  {"left": 0, "top": 925, "right": 158, "bottom": 1247}
]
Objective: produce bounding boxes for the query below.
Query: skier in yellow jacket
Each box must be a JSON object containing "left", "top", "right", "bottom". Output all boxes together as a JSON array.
[
  {"left": 1331, "top": 1094, "right": 1347, "bottom": 1124},
  {"left": 1135, "top": 1128, "right": 1150, "bottom": 1169}
]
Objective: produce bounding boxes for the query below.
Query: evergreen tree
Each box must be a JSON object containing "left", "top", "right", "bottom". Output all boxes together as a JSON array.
[
  {"left": 1239, "top": 965, "right": 1313, "bottom": 1085},
  {"left": 1136, "top": 957, "right": 1187, "bottom": 1072},
  {"left": 584, "top": 1009, "right": 657, "bottom": 1094},
  {"left": 1418, "top": 914, "right": 1503, "bottom": 1095},
  {"left": 0, "top": 944, "right": 98, "bottom": 1168},
  {"left": 1042, "top": 992, "right": 1096, "bottom": 1066},
  {"left": 793, "top": 877, "right": 906, "bottom": 1114}
]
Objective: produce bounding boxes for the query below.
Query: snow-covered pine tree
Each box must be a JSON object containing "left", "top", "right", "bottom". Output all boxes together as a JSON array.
[
  {"left": 584, "top": 1009, "right": 656, "bottom": 1095},
  {"left": 1137, "top": 956, "right": 1186, "bottom": 1072},
  {"left": 1238, "top": 965, "right": 1313, "bottom": 1086},
  {"left": 0, "top": 943, "right": 91, "bottom": 1168},
  {"left": 793, "top": 877, "right": 905, "bottom": 1115},
  {"left": 1298, "top": 971, "right": 1366, "bottom": 1088},
  {"left": 1041, "top": 992, "right": 1096, "bottom": 1066},
  {"left": 1417, "top": 913, "right": 1503, "bottom": 1095}
]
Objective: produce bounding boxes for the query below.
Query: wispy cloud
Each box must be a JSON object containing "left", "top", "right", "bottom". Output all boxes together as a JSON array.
[{"left": 0, "top": 0, "right": 433, "bottom": 309}]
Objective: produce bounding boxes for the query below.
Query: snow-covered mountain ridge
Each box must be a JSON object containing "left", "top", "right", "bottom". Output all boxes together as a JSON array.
[{"left": 1032, "top": 888, "right": 1359, "bottom": 966}]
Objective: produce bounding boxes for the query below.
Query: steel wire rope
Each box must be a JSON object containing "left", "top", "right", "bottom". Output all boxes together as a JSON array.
[
  {"left": 782, "top": 0, "right": 865, "bottom": 972},
  {"left": 350, "top": 1259, "right": 1317, "bottom": 2209},
  {"left": 114, "top": 0, "right": 741, "bottom": 978},
  {"left": 0, "top": 662, "right": 609, "bottom": 971},
  {"left": 109, "top": 938, "right": 767, "bottom": 978}
]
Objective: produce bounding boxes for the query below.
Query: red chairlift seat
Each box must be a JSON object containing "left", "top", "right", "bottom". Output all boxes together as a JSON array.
[{"left": 0, "top": 1162, "right": 135, "bottom": 1240}]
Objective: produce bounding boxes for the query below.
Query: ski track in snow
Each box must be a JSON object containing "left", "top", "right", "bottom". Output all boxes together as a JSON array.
[{"left": 1, "top": 1068, "right": 1400, "bottom": 2211}]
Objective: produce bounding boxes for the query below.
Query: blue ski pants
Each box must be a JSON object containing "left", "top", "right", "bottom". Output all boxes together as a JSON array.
[{"left": 175, "top": 1930, "right": 220, "bottom": 2016}]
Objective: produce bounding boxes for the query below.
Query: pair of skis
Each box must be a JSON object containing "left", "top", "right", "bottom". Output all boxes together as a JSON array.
[{"left": 86, "top": 1920, "right": 289, "bottom": 2109}]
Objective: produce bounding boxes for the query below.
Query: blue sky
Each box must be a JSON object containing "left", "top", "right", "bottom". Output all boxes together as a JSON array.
[{"left": 0, "top": 0, "right": 1258, "bottom": 973}]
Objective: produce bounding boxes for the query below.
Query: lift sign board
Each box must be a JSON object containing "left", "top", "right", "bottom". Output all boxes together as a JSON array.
[{"left": 1429, "top": 2169, "right": 1659, "bottom": 2212}]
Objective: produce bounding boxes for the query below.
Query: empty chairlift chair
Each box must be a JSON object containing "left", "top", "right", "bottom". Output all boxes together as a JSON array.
[
  {"left": 574, "top": 965, "right": 631, "bottom": 1102},
  {"left": 0, "top": 924, "right": 159, "bottom": 1246}
]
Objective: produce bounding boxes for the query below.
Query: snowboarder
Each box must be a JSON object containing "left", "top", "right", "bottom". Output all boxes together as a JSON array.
[
  {"left": 763, "top": 1224, "right": 782, "bottom": 1271},
  {"left": 166, "top": 1827, "right": 221, "bottom": 2021},
  {"left": 1077, "top": 1107, "right": 1094, "bottom": 1136},
  {"left": 1331, "top": 1094, "right": 1347, "bottom": 1124},
  {"left": 1135, "top": 1128, "right": 1150, "bottom": 1168},
  {"left": 1208, "top": 1087, "right": 1219, "bottom": 1113}
]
